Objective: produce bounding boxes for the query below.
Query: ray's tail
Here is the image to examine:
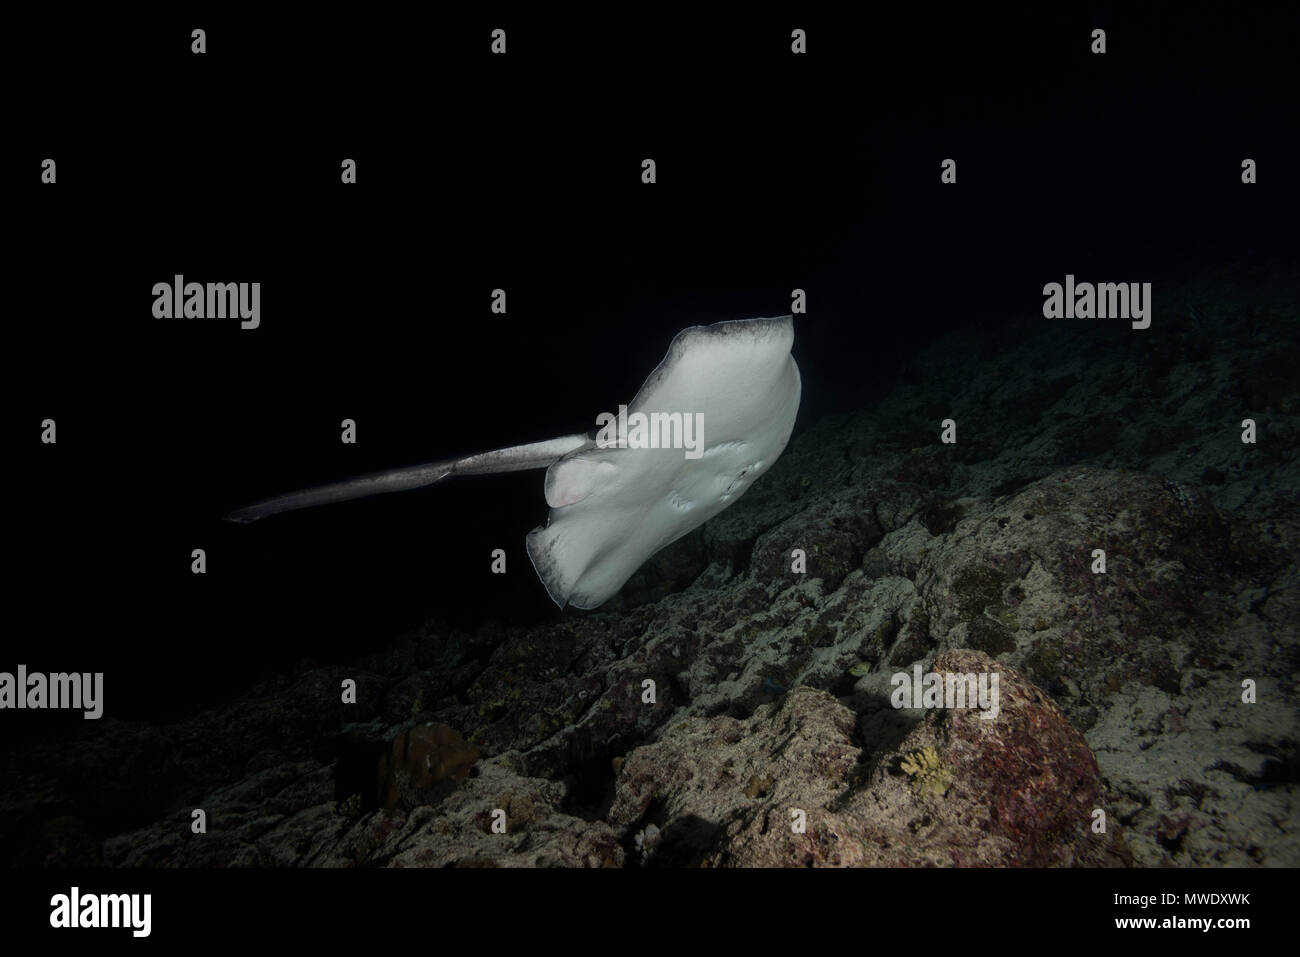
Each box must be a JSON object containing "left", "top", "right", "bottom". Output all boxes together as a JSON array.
[{"left": 225, "top": 434, "right": 590, "bottom": 523}]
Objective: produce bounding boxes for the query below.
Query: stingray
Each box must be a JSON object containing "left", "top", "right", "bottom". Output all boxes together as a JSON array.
[{"left": 228, "top": 314, "right": 801, "bottom": 608}]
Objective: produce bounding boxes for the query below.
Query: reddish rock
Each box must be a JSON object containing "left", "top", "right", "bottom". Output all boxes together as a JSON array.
[{"left": 610, "top": 650, "right": 1121, "bottom": 866}]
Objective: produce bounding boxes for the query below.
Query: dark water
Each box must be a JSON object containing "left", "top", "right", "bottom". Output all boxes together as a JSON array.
[{"left": 12, "top": 7, "right": 1298, "bottom": 724}]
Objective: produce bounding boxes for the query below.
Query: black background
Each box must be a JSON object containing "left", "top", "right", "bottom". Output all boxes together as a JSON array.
[{"left": 11, "top": 5, "right": 1298, "bottom": 723}]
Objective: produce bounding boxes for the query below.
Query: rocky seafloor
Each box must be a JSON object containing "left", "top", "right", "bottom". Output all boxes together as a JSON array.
[{"left": 8, "top": 260, "right": 1298, "bottom": 867}]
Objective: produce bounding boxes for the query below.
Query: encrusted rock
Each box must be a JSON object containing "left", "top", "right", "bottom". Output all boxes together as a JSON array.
[{"left": 609, "top": 652, "right": 1121, "bottom": 866}]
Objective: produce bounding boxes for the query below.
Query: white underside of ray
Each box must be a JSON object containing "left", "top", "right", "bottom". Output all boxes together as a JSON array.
[{"left": 526, "top": 315, "right": 800, "bottom": 609}]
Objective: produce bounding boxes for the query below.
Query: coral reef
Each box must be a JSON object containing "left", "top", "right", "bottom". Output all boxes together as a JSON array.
[{"left": 6, "top": 263, "right": 1296, "bottom": 867}]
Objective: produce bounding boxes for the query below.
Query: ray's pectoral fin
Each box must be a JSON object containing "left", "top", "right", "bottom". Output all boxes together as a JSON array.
[
  {"left": 543, "top": 455, "right": 616, "bottom": 508},
  {"left": 225, "top": 433, "right": 590, "bottom": 523}
]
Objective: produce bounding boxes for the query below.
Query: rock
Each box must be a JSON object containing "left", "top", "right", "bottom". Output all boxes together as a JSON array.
[
  {"left": 376, "top": 723, "right": 479, "bottom": 811},
  {"left": 609, "top": 652, "right": 1120, "bottom": 866}
]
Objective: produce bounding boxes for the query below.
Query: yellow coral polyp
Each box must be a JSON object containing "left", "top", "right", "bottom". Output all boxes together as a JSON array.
[{"left": 901, "top": 746, "right": 952, "bottom": 797}]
